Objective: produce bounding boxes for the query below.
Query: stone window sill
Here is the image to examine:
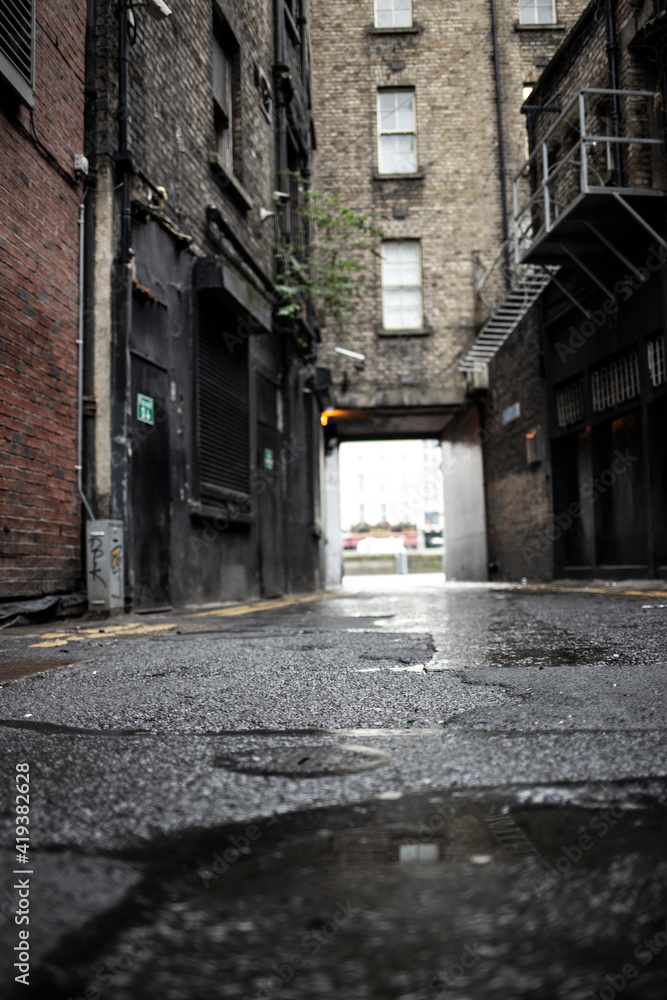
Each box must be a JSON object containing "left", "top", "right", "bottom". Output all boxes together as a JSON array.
[
  {"left": 378, "top": 327, "right": 431, "bottom": 338},
  {"left": 209, "top": 153, "right": 254, "bottom": 212},
  {"left": 514, "top": 22, "right": 566, "bottom": 31},
  {"left": 367, "top": 25, "right": 423, "bottom": 36},
  {"left": 373, "top": 170, "right": 425, "bottom": 181}
]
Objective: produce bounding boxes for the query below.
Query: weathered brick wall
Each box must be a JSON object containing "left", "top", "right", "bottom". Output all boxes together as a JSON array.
[
  {"left": 529, "top": 1, "right": 655, "bottom": 139},
  {"left": 309, "top": 0, "right": 589, "bottom": 407},
  {"left": 0, "top": 2, "right": 88, "bottom": 599},
  {"left": 483, "top": 0, "right": 663, "bottom": 582},
  {"left": 93, "top": 0, "right": 286, "bottom": 279},
  {"left": 484, "top": 313, "right": 554, "bottom": 580}
]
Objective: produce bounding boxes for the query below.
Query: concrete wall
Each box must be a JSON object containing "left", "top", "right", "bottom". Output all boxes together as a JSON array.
[
  {"left": 324, "top": 444, "right": 343, "bottom": 588},
  {"left": 441, "top": 408, "right": 488, "bottom": 581}
]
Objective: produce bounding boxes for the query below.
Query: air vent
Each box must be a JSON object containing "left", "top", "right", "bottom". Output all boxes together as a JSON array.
[{"left": 0, "top": 0, "right": 35, "bottom": 106}]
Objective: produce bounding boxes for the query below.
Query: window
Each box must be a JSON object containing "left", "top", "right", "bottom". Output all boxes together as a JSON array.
[
  {"left": 381, "top": 241, "right": 422, "bottom": 331},
  {"left": 0, "top": 0, "right": 35, "bottom": 106},
  {"left": 375, "top": 0, "right": 412, "bottom": 29},
  {"left": 213, "top": 35, "right": 235, "bottom": 172},
  {"left": 519, "top": 0, "right": 556, "bottom": 25},
  {"left": 377, "top": 90, "right": 417, "bottom": 174}
]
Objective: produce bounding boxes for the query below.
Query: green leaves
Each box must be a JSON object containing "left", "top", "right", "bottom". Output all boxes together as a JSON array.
[{"left": 274, "top": 181, "right": 384, "bottom": 334}]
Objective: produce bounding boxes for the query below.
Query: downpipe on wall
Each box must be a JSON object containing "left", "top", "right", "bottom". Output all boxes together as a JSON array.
[
  {"left": 490, "top": 0, "right": 511, "bottom": 287},
  {"left": 77, "top": 192, "right": 95, "bottom": 523},
  {"left": 604, "top": 0, "right": 623, "bottom": 186}
]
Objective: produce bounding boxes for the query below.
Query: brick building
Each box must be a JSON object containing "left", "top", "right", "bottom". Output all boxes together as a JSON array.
[
  {"left": 86, "top": 0, "right": 324, "bottom": 610},
  {"left": 1, "top": 1, "right": 325, "bottom": 613},
  {"left": 0, "top": 1, "right": 89, "bottom": 606},
  {"left": 309, "top": 0, "right": 588, "bottom": 582},
  {"left": 468, "top": 0, "right": 667, "bottom": 580}
]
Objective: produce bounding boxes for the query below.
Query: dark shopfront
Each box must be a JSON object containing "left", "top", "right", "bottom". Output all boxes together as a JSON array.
[{"left": 548, "top": 266, "right": 667, "bottom": 580}]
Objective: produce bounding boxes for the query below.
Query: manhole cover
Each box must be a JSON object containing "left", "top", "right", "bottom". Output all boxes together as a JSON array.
[{"left": 215, "top": 744, "right": 390, "bottom": 777}]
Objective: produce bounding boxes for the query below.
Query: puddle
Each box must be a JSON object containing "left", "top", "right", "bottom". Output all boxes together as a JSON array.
[
  {"left": 44, "top": 793, "right": 667, "bottom": 1000},
  {"left": 0, "top": 655, "right": 87, "bottom": 683}
]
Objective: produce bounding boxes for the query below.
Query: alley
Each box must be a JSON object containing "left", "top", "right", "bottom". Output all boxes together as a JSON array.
[{"left": 1, "top": 578, "right": 666, "bottom": 998}]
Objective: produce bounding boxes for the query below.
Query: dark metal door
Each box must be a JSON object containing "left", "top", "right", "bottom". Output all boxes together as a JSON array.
[
  {"left": 129, "top": 355, "right": 171, "bottom": 610},
  {"left": 257, "top": 423, "right": 285, "bottom": 597}
]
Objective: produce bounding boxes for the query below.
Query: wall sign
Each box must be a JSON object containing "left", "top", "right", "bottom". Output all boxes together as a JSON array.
[
  {"left": 137, "top": 393, "right": 155, "bottom": 425},
  {"left": 502, "top": 402, "right": 521, "bottom": 425}
]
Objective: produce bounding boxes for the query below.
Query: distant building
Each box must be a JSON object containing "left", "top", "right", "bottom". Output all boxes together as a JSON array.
[
  {"left": 339, "top": 439, "right": 443, "bottom": 541},
  {"left": 310, "top": 0, "right": 589, "bottom": 582},
  {"left": 0, "top": 2, "right": 88, "bottom": 606}
]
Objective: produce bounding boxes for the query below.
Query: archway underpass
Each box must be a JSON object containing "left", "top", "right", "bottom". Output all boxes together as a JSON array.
[{"left": 322, "top": 404, "right": 489, "bottom": 588}]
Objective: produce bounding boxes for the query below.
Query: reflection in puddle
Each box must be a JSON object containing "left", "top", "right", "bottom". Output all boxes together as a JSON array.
[
  {"left": 51, "top": 795, "right": 667, "bottom": 1000},
  {"left": 399, "top": 842, "right": 439, "bottom": 863}
]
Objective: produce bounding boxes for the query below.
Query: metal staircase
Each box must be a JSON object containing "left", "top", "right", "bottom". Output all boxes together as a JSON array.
[{"left": 458, "top": 265, "right": 558, "bottom": 374}]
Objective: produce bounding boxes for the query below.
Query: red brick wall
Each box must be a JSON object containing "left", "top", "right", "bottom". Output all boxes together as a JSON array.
[{"left": 0, "top": 2, "right": 87, "bottom": 599}]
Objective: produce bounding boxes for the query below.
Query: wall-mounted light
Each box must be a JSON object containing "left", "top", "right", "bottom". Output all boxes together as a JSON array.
[
  {"left": 334, "top": 347, "right": 365, "bottom": 361},
  {"left": 137, "top": 0, "right": 173, "bottom": 20}
]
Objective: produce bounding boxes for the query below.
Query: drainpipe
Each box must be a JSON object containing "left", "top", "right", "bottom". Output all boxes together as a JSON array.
[
  {"left": 490, "top": 0, "right": 510, "bottom": 286},
  {"left": 298, "top": 0, "right": 307, "bottom": 91},
  {"left": 274, "top": 0, "right": 290, "bottom": 238},
  {"left": 298, "top": 0, "right": 314, "bottom": 338},
  {"left": 118, "top": 0, "right": 132, "bottom": 264},
  {"left": 604, "top": 0, "right": 623, "bottom": 186},
  {"left": 77, "top": 193, "right": 95, "bottom": 523}
]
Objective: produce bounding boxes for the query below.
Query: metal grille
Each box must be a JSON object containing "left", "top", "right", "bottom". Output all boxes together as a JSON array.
[
  {"left": 556, "top": 379, "right": 585, "bottom": 428},
  {"left": 0, "top": 0, "right": 34, "bottom": 85},
  {"left": 648, "top": 337, "right": 665, "bottom": 389},
  {"left": 197, "top": 293, "right": 250, "bottom": 501},
  {"left": 591, "top": 352, "right": 640, "bottom": 413}
]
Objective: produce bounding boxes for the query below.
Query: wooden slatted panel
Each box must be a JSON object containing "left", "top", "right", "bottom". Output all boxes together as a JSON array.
[{"left": 197, "top": 293, "right": 250, "bottom": 500}]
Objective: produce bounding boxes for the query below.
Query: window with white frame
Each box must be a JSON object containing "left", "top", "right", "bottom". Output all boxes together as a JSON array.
[
  {"left": 381, "top": 241, "right": 422, "bottom": 330},
  {"left": 519, "top": 0, "right": 556, "bottom": 24},
  {"left": 377, "top": 90, "right": 417, "bottom": 174},
  {"left": 375, "top": 0, "right": 412, "bottom": 29}
]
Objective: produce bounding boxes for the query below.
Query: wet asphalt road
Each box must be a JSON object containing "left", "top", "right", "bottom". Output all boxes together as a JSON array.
[{"left": 0, "top": 576, "right": 666, "bottom": 998}]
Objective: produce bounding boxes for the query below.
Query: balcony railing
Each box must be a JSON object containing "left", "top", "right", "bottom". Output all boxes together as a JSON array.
[{"left": 513, "top": 88, "right": 665, "bottom": 263}]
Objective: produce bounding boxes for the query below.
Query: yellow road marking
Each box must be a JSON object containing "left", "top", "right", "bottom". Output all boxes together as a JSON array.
[
  {"left": 522, "top": 584, "right": 667, "bottom": 599},
  {"left": 191, "top": 591, "right": 342, "bottom": 617},
  {"left": 30, "top": 591, "right": 343, "bottom": 647},
  {"left": 31, "top": 622, "right": 178, "bottom": 648}
]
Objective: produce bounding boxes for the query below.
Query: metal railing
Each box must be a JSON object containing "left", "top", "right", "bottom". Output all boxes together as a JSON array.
[{"left": 513, "top": 88, "right": 664, "bottom": 262}]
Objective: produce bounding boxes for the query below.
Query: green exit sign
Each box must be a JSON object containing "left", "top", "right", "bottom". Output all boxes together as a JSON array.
[{"left": 137, "top": 393, "right": 154, "bottom": 425}]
